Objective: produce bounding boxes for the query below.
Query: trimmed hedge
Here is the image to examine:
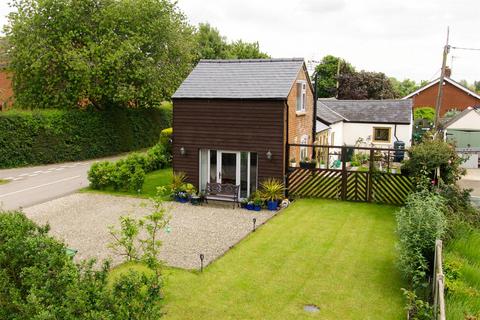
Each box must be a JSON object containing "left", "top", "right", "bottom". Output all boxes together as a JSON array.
[
  {"left": 88, "top": 143, "right": 170, "bottom": 192},
  {"left": 0, "top": 106, "right": 172, "bottom": 168}
]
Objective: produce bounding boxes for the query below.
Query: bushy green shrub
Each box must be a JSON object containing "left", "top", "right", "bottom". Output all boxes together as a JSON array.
[
  {"left": 0, "top": 106, "right": 171, "bottom": 168},
  {"left": 160, "top": 127, "right": 172, "bottom": 156},
  {"left": 403, "top": 138, "right": 465, "bottom": 187},
  {"left": 88, "top": 162, "right": 116, "bottom": 189},
  {"left": 88, "top": 143, "right": 169, "bottom": 191},
  {"left": 437, "top": 184, "right": 480, "bottom": 234},
  {"left": 396, "top": 190, "right": 447, "bottom": 285},
  {"left": 146, "top": 144, "right": 169, "bottom": 171},
  {"left": 0, "top": 211, "right": 164, "bottom": 319}
]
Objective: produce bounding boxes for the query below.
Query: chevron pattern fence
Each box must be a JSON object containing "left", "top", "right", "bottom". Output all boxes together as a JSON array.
[{"left": 287, "top": 168, "right": 413, "bottom": 205}]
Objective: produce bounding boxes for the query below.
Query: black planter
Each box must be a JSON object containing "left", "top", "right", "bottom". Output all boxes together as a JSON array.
[{"left": 300, "top": 162, "right": 316, "bottom": 169}]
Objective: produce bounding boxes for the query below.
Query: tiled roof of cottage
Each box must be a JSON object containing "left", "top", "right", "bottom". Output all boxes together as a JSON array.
[
  {"left": 172, "top": 58, "right": 306, "bottom": 99},
  {"left": 317, "top": 99, "right": 413, "bottom": 124}
]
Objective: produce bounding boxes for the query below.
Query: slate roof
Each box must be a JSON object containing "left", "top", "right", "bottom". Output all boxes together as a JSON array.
[
  {"left": 316, "top": 101, "right": 345, "bottom": 124},
  {"left": 317, "top": 99, "right": 413, "bottom": 124},
  {"left": 443, "top": 106, "right": 480, "bottom": 128},
  {"left": 172, "top": 58, "right": 306, "bottom": 99}
]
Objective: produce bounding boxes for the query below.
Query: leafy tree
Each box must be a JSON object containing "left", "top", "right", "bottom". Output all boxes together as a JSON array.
[
  {"left": 474, "top": 80, "right": 480, "bottom": 93},
  {"left": 390, "top": 77, "right": 420, "bottom": 98},
  {"left": 337, "top": 70, "right": 396, "bottom": 100},
  {"left": 459, "top": 79, "right": 475, "bottom": 92},
  {"left": 413, "top": 107, "right": 435, "bottom": 121},
  {"left": 196, "top": 23, "right": 229, "bottom": 60},
  {"left": 5, "top": 0, "right": 196, "bottom": 109},
  {"left": 226, "top": 40, "right": 269, "bottom": 59},
  {"left": 313, "top": 55, "right": 354, "bottom": 98},
  {"left": 195, "top": 22, "right": 269, "bottom": 60}
]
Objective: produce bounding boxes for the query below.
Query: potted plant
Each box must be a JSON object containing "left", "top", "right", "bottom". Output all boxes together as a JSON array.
[
  {"left": 260, "top": 178, "right": 284, "bottom": 211},
  {"left": 289, "top": 158, "right": 296, "bottom": 167},
  {"left": 246, "top": 200, "right": 254, "bottom": 210},
  {"left": 190, "top": 189, "right": 202, "bottom": 205},
  {"left": 253, "top": 198, "right": 263, "bottom": 211},
  {"left": 300, "top": 158, "right": 316, "bottom": 169},
  {"left": 170, "top": 172, "right": 187, "bottom": 201},
  {"left": 177, "top": 191, "right": 189, "bottom": 203},
  {"left": 240, "top": 198, "right": 248, "bottom": 209},
  {"left": 319, "top": 160, "right": 326, "bottom": 169}
]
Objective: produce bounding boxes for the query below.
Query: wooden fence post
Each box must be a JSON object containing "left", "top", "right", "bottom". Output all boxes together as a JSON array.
[
  {"left": 367, "top": 149, "right": 374, "bottom": 202},
  {"left": 341, "top": 146, "right": 347, "bottom": 201}
]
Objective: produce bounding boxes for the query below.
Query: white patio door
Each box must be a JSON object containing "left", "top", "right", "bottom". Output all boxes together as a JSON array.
[{"left": 217, "top": 151, "right": 240, "bottom": 185}]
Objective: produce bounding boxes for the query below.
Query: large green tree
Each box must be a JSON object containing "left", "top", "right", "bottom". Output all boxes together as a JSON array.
[
  {"left": 389, "top": 77, "right": 420, "bottom": 98},
  {"left": 313, "top": 55, "right": 354, "bottom": 98},
  {"left": 6, "top": 0, "right": 196, "bottom": 109},
  {"left": 196, "top": 23, "right": 229, "bottom": 60},
  {"left": 337, "top": 70, "right": 396, "bottom": 100},
  {"left": 195, "top": 23, "right": 269, "bottom": 60}
]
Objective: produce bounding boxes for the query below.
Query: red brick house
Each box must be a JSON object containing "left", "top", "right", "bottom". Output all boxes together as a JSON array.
[
  {"left": 172, "top": 58, "right": 314, "bottom": 199},
  {"left": 404, "top": 72, "right": 480, "bottom": 117},
  {"left": 0, "top": 67, "right": 13, "bottom": 111}
]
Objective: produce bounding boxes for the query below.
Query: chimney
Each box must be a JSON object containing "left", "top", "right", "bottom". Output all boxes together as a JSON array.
[{"left": 444, "top": 66, "right": 452, "bottom": 78}]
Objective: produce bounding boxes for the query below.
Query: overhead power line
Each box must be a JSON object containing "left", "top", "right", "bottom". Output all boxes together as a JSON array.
[{"left": 451, "top": 46, "right": 480, "bottom": 51}]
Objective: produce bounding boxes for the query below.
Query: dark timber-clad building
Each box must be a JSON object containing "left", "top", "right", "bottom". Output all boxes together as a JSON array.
[{"left": 172, "top": 58, "right": 314, "bottom": 199}]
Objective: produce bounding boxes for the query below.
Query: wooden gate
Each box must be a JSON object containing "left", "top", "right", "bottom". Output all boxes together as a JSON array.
[{"left": 286, "top": 144, "right": 414, "bottom": 205}]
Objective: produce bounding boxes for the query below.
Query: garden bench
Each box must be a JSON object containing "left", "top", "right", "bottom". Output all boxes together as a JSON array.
[{"left": 205, "top": 182, "right": 240, "bottom": 209}]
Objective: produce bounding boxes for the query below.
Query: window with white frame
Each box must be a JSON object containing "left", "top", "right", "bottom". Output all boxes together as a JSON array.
[
  {"left": 296, "top": 81, "right": 306, "bottom": 112},
  {"left": 300, "top": 135, "right": 308, "bottom": 160}
]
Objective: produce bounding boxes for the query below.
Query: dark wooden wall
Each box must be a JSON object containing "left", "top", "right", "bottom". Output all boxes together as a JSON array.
[{"left": 172, "top": 98, "right": 286, "bottom": 188}]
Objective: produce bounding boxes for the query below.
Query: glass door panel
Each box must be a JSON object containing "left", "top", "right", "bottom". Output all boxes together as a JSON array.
[
  {"left": 209, "top": 150, "right": 217, "bottom": 183},
  {"left": 220, "top": 152, "right": 237, "bottom": 185}
]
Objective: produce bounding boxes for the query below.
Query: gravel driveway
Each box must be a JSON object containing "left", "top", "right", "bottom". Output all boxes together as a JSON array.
[{"left": 23, "top": 193, "right": 275, "bottom": 270}]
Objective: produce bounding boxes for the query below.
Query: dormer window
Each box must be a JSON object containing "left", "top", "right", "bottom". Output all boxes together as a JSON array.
[{"left": 296, "top": 81, "right": 306, "bottom": 113}]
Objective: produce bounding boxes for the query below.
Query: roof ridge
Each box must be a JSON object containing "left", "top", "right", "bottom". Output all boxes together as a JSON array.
[
  {"left": 403, "top": 77, "right": 480, "bottom": 100},
  {"left": 199, "top": 58, "right": 305, "bottom": 63},
  {"left": 318, "top": 99, "right": 411, "bottom": 103}
]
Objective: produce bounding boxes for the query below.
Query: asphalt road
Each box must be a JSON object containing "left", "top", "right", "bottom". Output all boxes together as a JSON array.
[{"left": 0, "top": 155, "right": 124, "bottom": 211}]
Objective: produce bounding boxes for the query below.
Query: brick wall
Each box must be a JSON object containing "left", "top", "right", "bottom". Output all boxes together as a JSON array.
[
  {"left": 287, "top": 67, "right": 313, "bottom": 163},
  {"left": 412, "top": 80, "right": 480, "bottom": 116},
  {"left": 0, "top": 70, "right": 13, "bottom": 110}
]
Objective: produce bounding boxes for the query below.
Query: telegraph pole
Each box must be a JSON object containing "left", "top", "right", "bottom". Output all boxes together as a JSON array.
[{"left": 434, "top": 27, "right": 450, "bottom": 128}]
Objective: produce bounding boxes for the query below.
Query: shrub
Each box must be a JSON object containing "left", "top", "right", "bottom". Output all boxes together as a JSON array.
[
  {"left": 88, "top": 143, "right": 169, "bottom": 191},
  {"left": 403, "top": 139, "right": 465, "bottom": 187},
  {"left": 437, "top": 184, "right": 480, "bottom": 229},
  {"left": 0, "top": 106, "right": 172, "bottom": 168},
  {"left": 88, "top": 161, "right": 116, "bottom": 189},
  {"left": 0, "top": 211, "right": 164, "bottom": 319},
  {"left": 160, "top": 127, "right": 173, "bottom": 156},
  {"left": 146, "top": 143, "right": 170, "bottom": 171},
  {"left": 413, "top": 107, "right": 435, "bottom": 121},
  {"left": 260, "top": 178, "right": 285, "bottom": 201},
  {"left": 396, "top": 190, "right": 447, "bottom": 285}
]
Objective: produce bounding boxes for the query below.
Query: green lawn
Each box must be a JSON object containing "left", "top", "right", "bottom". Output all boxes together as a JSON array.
[
  {"left": 82, "top": 168, "right": 172, "bottom": 198},
  {"left": 445, "top": 228, "right": 480, "bottom": 318},
  {"left": 114, "top": 199, "right": 405, "bottom": 319}
]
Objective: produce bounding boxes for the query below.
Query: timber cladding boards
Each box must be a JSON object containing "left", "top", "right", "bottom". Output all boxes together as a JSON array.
[{"left": 172, "top": 98, "right": 286, "bottom": 187}]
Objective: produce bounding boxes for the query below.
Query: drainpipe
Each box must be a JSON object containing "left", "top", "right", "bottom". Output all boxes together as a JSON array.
[{"left": 393, "top": 124, "right": 399, "bottom": 142}]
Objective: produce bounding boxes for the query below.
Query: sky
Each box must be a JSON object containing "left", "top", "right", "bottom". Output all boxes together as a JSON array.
[{"left": 0, "top": 0, "right": 479, "bottom": 83}]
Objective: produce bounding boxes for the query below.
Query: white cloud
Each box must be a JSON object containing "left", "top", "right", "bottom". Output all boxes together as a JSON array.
[{"left": 0, "top": 0, "right": 479, "bottom": 82}]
